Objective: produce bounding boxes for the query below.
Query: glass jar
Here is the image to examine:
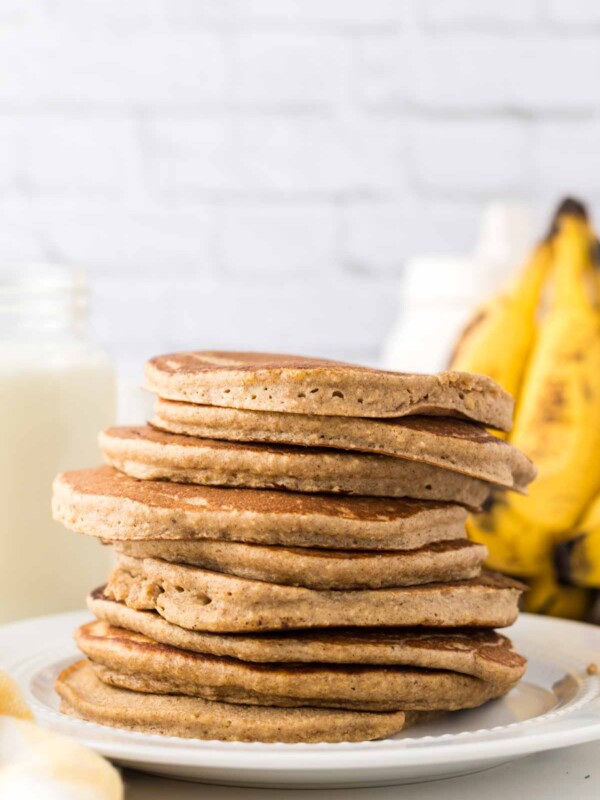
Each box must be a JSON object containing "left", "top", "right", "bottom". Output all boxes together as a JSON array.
[{"left": 0, "top": 264, "right": 116, "bottom": 622}]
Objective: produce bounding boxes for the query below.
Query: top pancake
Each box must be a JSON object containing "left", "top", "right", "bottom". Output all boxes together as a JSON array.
[{"left": 144, "top": 351, "right": 513, "bottom": 430}]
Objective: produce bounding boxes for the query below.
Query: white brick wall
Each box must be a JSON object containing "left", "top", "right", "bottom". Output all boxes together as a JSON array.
[
  {"left": 2, "top": 0, "right": 600, "bottom": 377},
  {"left": 410, "top": 120, "right": 530, "bottom": 195},
  {"left": 423, "top": 0, "right": 539, "bottom": 28},
  {"left": 221, "top": 203, "right": 338, "bottom": 276},
  {"left": 233, "top": 33, "right": 348, "bottom": 107}
]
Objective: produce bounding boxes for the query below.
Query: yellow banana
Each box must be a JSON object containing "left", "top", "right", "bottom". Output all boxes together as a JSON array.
[
  {"left": 467, "top": 495, "right": 548, "bottom": 578},
  {"left": 0, "top": 670, "right": 34, "bottom": 721},
  {"left": 508, "top": 213, "right": 600, "bottom": 534},
  {"left": 450, "top": 239, "right": 552, "bottom": 409},
  {"left": 555, "top": 492, "right": 600, "bottom": 588},
  {"left": 523, "top": 567, "right": 594, "bottom": 620},
  {"left": 467, "top": 208, "right": 600, "bottom": 579}
]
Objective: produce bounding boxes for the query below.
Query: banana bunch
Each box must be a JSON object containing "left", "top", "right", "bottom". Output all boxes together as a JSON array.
[{"left": 451, "top": 198, "right": 600, "bottom": 620}]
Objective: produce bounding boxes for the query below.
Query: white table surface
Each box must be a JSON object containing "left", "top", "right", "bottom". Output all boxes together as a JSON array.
[{"left": 122, "top": 740, "right": 599, "bottom": 799}]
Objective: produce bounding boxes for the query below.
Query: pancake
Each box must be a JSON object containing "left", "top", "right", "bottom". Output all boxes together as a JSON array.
[
  {"left": 105, "top": 555, "right": 525, "bottom": 632},
  {"left": 152, "top": 401, "right": 535, "bottom": 491},
  {"left": 89, "top": 589, "right": 526, "bottom": 682},
  {"left": 52, "top": 467, "right": 468, "bottom": 550},
  {"left": 76, "top": 621, "right": 521, "bottom": 712},
  {"left": 56, "top": 660, "right": 418, "bottom": 743},
  {"left": 113, "top": 538, "right": 487, "bottom": 590},
  {"left": 144, "top": 351, "right": 513, "bottom": 430},
  {"left": 99, "top": 426, "right": 491, "bottom": 507}
]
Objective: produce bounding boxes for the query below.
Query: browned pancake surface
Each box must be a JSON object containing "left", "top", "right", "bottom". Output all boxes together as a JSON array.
[
  {"left": 86, "top": 598, "right": 528, "bottom": 681},
  {"left": 100, "top": 425, "right": 492, "bottom": 506},
  {"left": 52, "top": 466, "right": 468, "bottom": 550},
  {"left": 76, "top": 621, "right": 522, "bottom": 713},
  {"left": 56, "top": 660, "right": 416, "bottom": 743},
  {"left": 104, "top": 555, "right": 525, "bottom": 632},
  {"left": 152, "top": 402, "right": 535, "bottom": 490},
  {"left": 114, "top": 537, "right": 486, "bottom": 589},
  {"left": 144, "top": 351, "right": 513, "bottom": 429}
]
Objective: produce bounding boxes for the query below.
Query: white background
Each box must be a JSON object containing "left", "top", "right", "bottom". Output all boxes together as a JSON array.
[{"left": 3, "top": 0, "right": 600, "bottom": 376}]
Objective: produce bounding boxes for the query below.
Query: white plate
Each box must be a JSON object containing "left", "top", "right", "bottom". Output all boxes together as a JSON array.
[{"left": 1, "top": 611, "right": 599, "bottom": 788}]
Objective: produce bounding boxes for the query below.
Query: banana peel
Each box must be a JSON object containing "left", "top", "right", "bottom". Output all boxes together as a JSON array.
[
  {"left": 450, "top": 239, "right": 553, "bottom": 430},
  {"left": 508, "top": 213, "right": 600, "bottom": 533},
  {"left": 523, "top": 566, "right": 594, "bottom": 620},
  {"left": 467, "top": 494, "right": 549, "bottom": 578},
  {"left": 0, "top": 671, "right": 34, "bottom": 721},
  {"left": 465, "top": 209, "right": 600, "bottom": 588},
  {"left": 555, "top": 492, "right": 600, "bottom": 588}
]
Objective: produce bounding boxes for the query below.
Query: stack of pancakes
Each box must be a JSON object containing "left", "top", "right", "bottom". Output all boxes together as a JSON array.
[{"left": 52, "top": 352, "right": 534, "bottom": 744}]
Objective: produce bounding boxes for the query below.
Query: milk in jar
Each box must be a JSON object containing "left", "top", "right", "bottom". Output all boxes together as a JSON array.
[{"left": 0, "top": 264, "right": 116, "bottom": 622}]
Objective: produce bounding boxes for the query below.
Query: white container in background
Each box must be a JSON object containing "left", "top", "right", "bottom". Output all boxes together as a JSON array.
[
  {"left": 0, "top": 264, "right": 116, "bottom": 623},
  {"left": 382, "top": 204, "right": 535, "bottom": 373}
]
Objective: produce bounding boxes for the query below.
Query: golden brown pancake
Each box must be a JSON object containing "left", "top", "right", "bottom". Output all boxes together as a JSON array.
[
  {"left": 152, "top": 401, "right": 535, "bottom": 490},
  {"left": 56, "top": 660, "right": 419, "bottom": 743},
  {"left": 105, "top": 555, "right": 525, "bottom": 632},
  {"left": 52, "top": 466, "right": 468, "bottom": 550},
  {"left": 99, "top": 426, "right": 492, "bottom": 506},
  {"left": 113, "top": 538, "right": 486, "bottom": 590},
  {"left": 76, "top": 621, "right": 523, "bottom": 712},
  {"left": 89, "top": 589, "right": 526, "bottom": 682},
  {"left": 144, "top": 351, "right": 513, "bottom": 430}
]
